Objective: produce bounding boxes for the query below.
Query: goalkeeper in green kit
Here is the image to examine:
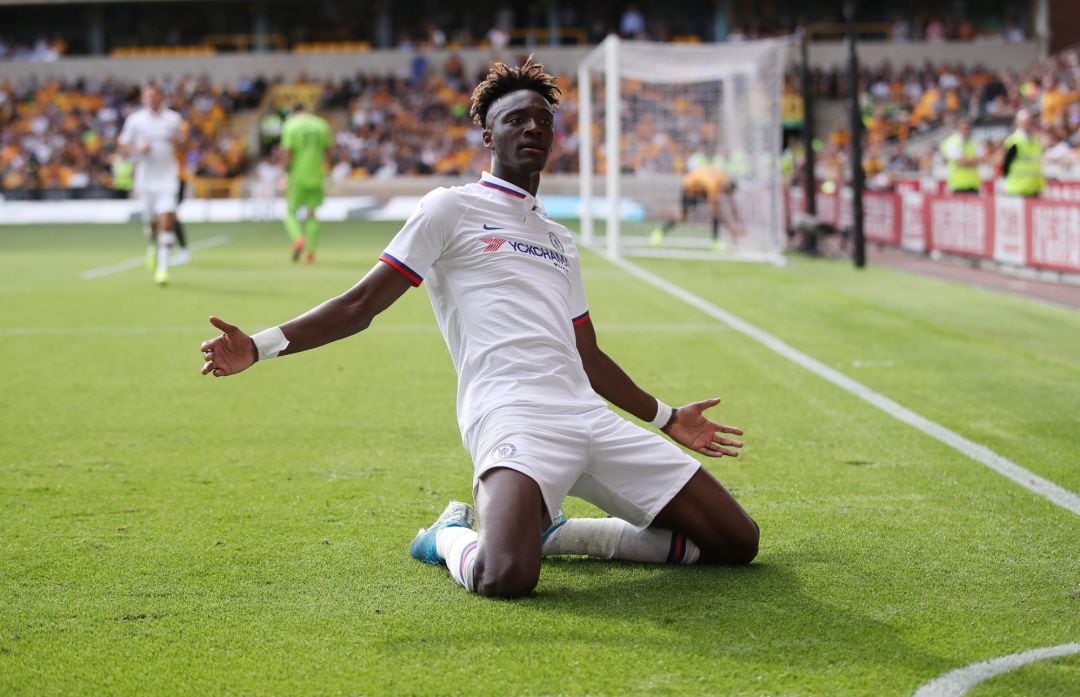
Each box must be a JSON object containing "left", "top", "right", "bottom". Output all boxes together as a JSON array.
[{"left": 280, "top": 104, "right": 332, "bottom": 263}]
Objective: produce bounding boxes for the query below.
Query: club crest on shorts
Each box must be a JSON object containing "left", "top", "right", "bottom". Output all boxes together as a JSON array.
[
  {"left": 492, "top": 442, "right": 516, "bottom": 460},
  {"left": 548, "top": 232, "right": 564, "bottom": 253}
]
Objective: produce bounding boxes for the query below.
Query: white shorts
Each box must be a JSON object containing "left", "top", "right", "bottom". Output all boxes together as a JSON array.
[
  {"left": 467, "top": 405, "right": 700, "bottom": 527},
  {"left": 139, "top": 184, "right": 179, "bottom": 219}
]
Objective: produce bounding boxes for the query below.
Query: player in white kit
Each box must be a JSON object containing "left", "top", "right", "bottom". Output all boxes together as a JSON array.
[
  {"left": 198, "top": 58, "right": 759, "bottom": 598},
  {"left": 118, "top": 83, "right": 186, "bottom": 285}
]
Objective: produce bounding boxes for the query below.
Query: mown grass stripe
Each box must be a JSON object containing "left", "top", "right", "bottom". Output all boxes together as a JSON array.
[{"left": 608, "top": 252, "right": 1080, "bottom": 518}]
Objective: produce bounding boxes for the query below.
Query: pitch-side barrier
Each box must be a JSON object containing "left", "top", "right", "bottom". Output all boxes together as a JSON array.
[{"left": 788, "top": 184, "right": 1080, "bottom": 276}]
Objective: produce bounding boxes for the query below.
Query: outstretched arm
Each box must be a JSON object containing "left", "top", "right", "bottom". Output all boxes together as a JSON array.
[
  {"left": 574, "top": 317, "right": 743, "bottom": 458},
  {"left": 201, "top": 262, "right": 413, "bottom": 377}
]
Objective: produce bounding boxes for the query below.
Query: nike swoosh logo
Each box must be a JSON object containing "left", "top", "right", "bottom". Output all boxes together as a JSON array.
[{"left": 482, "top": 224, "right": 503, "bottom": 230}]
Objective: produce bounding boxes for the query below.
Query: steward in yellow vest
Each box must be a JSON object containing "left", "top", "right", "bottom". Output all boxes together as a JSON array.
[
  {"left": 940, "top": 119, "right": 981, "bottom": 193},
  {"left": 1001, "top": 110, "right": 1045, "bottom": 197}
]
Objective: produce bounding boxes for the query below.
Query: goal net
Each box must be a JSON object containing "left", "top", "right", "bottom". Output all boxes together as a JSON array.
[{"left": 577, "top": 35, "right": 790, "bottom": 263}]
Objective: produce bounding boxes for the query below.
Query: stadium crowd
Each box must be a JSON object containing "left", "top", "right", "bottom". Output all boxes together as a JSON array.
[
  {"left": 0, "top": 75, "right": 265, "bottom": 196},
  {"left": 785, "top": 43, "right": 1080, "bottom": 189},
  {"left": 1, "top": 3, "right": 1035, "bottom": 62},
  {"left": 2, "top": 41, "right": 1078, "bottom": 199}
]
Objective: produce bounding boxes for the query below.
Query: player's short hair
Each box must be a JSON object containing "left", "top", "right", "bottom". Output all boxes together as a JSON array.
[{"left": 469, "top": 55, "right": 560, "bottom": 128}]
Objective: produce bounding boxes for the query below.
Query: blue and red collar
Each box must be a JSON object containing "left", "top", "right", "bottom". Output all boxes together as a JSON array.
[{"left": 479, "top": 171, "right": 546, "bottom": 215}]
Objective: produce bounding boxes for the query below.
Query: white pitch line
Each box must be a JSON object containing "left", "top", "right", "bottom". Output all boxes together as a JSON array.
[
  {"left": 80, "top": 234, "right": 229, "bottom": 280},
  {"left": 0, "top": 322, "right": 722, "bottom": 336},
  {"left": 913, "top": 643, "right": 1080, "bottom": 696},
  {"left": 607, "top": 254, "right": 1080, "bottom": 518}
]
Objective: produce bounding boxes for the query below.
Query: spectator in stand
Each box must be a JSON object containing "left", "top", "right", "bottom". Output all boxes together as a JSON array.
[
  {"left": 1001, "top": 17, "right": 1025, "bottom": 42},
  {"left": 487, "top": 6, "right": 513, "bottom": 49},
  {"left": 421, "top": 19, "right": 447, "bottom": 49},
  {"left": 619, "top": 5, "right": 647, "bottom": 40},
  {"left": 1040, "top": 75, "right": 1078, "bottom": 130},
  {"left": 1045, "top": 126, "right": 1079, "bottom": 167},
  {"left": 885, "top": 144, "right": 918, "bottom": 173},
  {"left": 924, "top": 17, "right": 947, "bottom": 43},
  {"left": 890, "top": 16, "right": 913, "bottom": 43}
]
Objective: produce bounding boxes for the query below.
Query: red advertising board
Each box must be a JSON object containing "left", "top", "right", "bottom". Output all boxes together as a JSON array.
[
  {"left": 863, "top": 192, "right": 902, "bottom": 246},
  {"left": 924, "top": 195, "right": 995, "bottom": 258},
  {"left": 901, "top": 192, "right": 927, "bottom": 252},
  {"left": 782, "top": 187, "right": 1079, "bottom": 274},
  {"left": 1026, "top": 199, "right": 1080, "bottom": 273},
  {"left": 1042, "top": 181, "right": 1080, "bottom": 202}
]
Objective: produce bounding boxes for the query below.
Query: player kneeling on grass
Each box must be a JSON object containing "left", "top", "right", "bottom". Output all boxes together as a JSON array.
[{"left": 200, "top": 57, "right": 758, "bottom": 598}]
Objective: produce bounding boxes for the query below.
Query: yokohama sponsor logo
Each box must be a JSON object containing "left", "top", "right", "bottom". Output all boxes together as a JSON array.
[
  {"left": 507, "top": 241, "right": 568, "bottom": 267},
  {"left": 480, "top": 237, "right": 507, "bottom": 252},
  {"left": 479, "top": 235, "right": 570, "bottom": 273}
]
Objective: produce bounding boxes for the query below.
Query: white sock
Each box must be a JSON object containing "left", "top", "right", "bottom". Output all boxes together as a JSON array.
[
  {"left": 437, "top": 527, "right": 479, "bottom": 592},
  {"left": 157, "top": 230, "right": 176, "bottom": 273},
  {"left": 542, "top": 518, "right": 700, "bottom": 564}
]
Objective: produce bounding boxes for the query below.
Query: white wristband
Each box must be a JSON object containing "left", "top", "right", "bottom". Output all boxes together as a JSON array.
[
  {"left": 251, "top": 326, "right": 290, "bottom": 361},
  {"left": 649, "top": 400, "right": 674, "bottom": 429}
]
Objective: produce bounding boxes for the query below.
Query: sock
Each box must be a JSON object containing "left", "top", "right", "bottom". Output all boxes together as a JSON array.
[
  {"left": 174, "top": 219, "right": 187, "bottom": 248},
  {"left": 284, "top": 210, "right": 303, "bottom": 242},
  {"left": 142, "top": 223, "right": 154, "bottom": 242},
  {"left": 157, "top": 230, "right": 176, "bottom": 273},
  {"left": 304, "top": 217, "right": 320, "bottom": 253},
  {"left": 542, "top": 518, "right": 700, "bottom": 564},
  {"left": 437, "top": 527, "right": 479, "bottom": 592}
]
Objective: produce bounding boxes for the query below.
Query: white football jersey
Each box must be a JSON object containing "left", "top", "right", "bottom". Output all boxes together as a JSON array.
[
  {"left": 118, "top": 107, "right": 182, "bottom": 190},
  {"left": 381, "top": 171, "right": 604, "bottom": 439}
]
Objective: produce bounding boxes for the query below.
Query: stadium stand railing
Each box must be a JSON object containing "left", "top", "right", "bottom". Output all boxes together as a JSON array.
[
  {"left": 191, "top": 177, "right": 245, "bottom": 199},
  {"left": 806, "top": 22, "right": 893, "bottom": 41},
  {"left": 293, "top": 41, "right": 372, "bottom": 53},
  {"left": 504, "top": 28, "right": 589, "bottom": 46},
  {"left": 110, "top": 45, "right": 217, "bottom": 58},
  {"left": 202, "top": 33, "right": 288, "bottom": 53}
]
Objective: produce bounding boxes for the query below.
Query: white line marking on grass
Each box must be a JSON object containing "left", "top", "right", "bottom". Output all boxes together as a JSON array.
[
  {"left": 0, "top": 327, "right": 205, "bottom": 335},
  {"left": 0, "top": 322, "right": 721, "bottom": 336},
  {"left": 609, "top": 255, "right": 1080, "bottom": 518},
  {"left": 80, "top": 234, "right": 229, "bottom": 280},
  {"left": 851, "top": 359, "right": 896, "bottom": 368},
  {"left": 913, "top": 643, "right": 1080, "bottom": 696}
]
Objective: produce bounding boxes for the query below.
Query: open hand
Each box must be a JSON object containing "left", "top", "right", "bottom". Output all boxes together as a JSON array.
[
  {"left": 200, "top": 316, "right": 255, "bottom": 377},
  {"left": 663, "top": 397, "right": 744, "bottom": 458}
]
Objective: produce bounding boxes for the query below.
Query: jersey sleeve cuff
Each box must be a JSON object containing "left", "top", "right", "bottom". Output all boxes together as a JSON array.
[
  {"left": 572, "top": 310, "right": 590, "bottom": 327},
  {"left": 379, "top": 252, "right": 423, "bottom": 287}
]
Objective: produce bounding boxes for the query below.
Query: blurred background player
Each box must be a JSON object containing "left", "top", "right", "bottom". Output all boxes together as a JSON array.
[
  {"left": 650, "top": 150, "right": 744, "bottom": 250},
  {"left": 171, "top": 119, "right": 193, "bottom": 266},
  {"left": 939, "top": 117, "right": 984, "bottom": 194},
  {"left": 117, "top": 82, "right": 187, "bottom": 286},
  {"left": 280, "top": 103, "right": 331, "bottom": 263}
]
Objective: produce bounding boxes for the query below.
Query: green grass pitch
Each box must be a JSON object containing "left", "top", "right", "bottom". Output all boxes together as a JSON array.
[{"left": 1, "top": 221, "right": 1077, "bottom": 695}]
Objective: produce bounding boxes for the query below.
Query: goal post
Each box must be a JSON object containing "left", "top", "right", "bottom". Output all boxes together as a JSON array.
[{"left": 578, "top": 35, "right": 791, "bottom": 262}]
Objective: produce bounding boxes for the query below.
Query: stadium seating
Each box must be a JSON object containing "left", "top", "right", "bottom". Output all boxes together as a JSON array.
[{"left": 1, "top": 42, "right": 1076, "bottom": 199}]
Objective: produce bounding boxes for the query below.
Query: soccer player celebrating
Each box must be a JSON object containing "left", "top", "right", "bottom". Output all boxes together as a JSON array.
[
  {"left": 280, "top": 103, "right": 332, "bottom": 263},
  {"left": 117, "top": 82, "right": 187, "bottom": 285},
  {"left": 200, "top": 58, "right": 758, "bottom": 598}
]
